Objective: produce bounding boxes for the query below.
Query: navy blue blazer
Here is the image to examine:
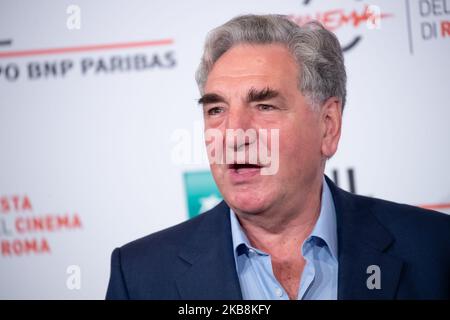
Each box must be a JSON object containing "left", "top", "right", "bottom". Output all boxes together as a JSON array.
[{"left": 106, "top": 176, "right": 450, "bottom": 299}]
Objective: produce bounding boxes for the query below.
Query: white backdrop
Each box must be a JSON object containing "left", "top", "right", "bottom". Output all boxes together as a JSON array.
[{"left": 0, "top": 0, "right": 449, "bottom": 299}]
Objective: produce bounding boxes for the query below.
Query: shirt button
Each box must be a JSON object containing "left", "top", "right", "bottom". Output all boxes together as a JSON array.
[{"left": 275, "top": 287, "right": 283, "bottom": 297}]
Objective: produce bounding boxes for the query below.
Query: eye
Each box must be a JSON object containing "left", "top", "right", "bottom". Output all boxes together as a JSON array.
[
  {"left": 206, "top": 106, "right": 224, "bottom": 116},
  {"left": 257, "top": 104, "right": 276, "bottom": 111}
]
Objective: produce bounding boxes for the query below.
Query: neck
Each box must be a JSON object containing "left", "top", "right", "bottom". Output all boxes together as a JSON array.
[{"left": 233, "top": 175, "right": 323, "bottom": 256}]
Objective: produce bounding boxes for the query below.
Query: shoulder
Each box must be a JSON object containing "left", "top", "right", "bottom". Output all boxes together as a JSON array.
[
  {"left": 120, "top": 208, "right": 209, "bottom": 258},
  {"left": 344, "top": 190, "right": 450, "bottom": 249},
  {"left": 115, "top": 201, "right": 229, "bottom": 268},
  {"left": 106, "top": 202, "right": 229, "bottom": 299},
  {"left": 106, "top": 201, "right": 230, "bottom": 299},
  {"left": 355, "top": 192, "right": 449, "bottom": 233}
]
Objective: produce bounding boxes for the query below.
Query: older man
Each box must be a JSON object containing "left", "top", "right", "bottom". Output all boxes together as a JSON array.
[{"left": 106, "top": 14, "right": 450, "bottom": 300}]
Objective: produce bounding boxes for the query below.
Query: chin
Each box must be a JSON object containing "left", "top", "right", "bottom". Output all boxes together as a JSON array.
[{"left": 225, "top": 189, "right": 272, "bottom": 214}]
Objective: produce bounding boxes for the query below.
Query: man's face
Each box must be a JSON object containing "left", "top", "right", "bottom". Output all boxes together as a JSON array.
[{"left": 201, "top": 44, "right": 327, "bottom": 215}]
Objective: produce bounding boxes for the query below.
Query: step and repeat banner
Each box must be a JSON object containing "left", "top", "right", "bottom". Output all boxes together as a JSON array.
[{"left": 0, "top": 0, "right": 449, "bottom": 299}]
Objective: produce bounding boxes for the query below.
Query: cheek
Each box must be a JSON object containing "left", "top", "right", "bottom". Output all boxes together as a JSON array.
[
  {"left": 278, "top": 122, "right": 322, "bottom": 168},
  {"left": 210, "top": 163, "right": 224, "bottom": 178}
]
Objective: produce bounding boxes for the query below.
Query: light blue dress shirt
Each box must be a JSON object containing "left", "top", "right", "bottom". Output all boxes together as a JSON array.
[{"left": 230, "top": 177, "right": 338, "bottom": 300}]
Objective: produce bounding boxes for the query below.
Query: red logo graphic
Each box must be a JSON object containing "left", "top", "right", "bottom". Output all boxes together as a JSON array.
[
  {"left": 0, "top": 195, "right": 83, "bottom": 257},
  {"left": 289, "top": 3, "right": 394, "bottom": 51}
]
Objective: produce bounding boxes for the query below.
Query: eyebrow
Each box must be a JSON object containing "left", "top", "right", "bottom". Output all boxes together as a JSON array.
[
  {"left": 198, "top": 86, "right": 280, "bottom": 106},
  {"left": 246, "top": 87, "right": 279, "bottom": 103},
  {"left": 198, "top": 93, "right": 226, "bottom": 105}
]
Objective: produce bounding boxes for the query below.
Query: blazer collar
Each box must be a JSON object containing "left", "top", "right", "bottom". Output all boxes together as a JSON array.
[
  {"left": 176, "top": 176, "right": 404, "bottom": 300},
  {"left": 325, "top": 175, "right": 404, "bottom": 299},
  {"left": 175, "top": 200, "right": 243, "bottom": 299}
]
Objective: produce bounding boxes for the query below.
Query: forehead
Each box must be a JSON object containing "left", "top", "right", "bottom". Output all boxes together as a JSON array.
[{"left": 205, "top": 43, "right": 299, "bottom": 94}]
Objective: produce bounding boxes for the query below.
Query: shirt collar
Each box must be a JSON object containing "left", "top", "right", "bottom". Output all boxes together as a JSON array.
[
  {"left": 307, "top": 176, "right": 338, "bottom": 260},
  {"left": 230, "top": 207, "right": 263, "bottom": 256},
  {"left": 230, "top": 176, "right": 338, "bottom": 261}
]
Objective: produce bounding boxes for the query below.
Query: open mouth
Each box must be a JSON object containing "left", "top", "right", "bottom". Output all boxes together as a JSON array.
[{"left": 228, "top": 163, "right": 263, "bottom": 173}]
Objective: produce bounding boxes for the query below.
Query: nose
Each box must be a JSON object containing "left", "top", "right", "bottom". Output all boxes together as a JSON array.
[
  {"left": 224, "top": 105, "right": 255, "bottom": 152},
  {"left": 226, "top": 103, "right": 252, "bottom": 131}
]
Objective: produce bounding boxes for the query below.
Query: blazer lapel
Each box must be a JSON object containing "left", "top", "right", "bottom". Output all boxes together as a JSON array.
[
  {"left": 325, "top": 176, "right": 404, "bottom": 300},
  {"left": 175, "top": 201, "right": 243, "bottom": 299},
  {"left": 176, "top": 177, "right": 404, "bottom": 300}
]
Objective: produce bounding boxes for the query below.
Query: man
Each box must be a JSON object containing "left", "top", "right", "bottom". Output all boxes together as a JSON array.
[{"left": 106, "top": 14, "right": 450, "bottom": 300}]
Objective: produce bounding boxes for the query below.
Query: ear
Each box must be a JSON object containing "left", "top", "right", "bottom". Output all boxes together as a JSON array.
[{"left": 320, "top": 97, "right": 343, "bottom": 159}]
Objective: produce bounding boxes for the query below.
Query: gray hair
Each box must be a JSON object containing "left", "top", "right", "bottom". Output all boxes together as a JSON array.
[{"left": 195, "top": 14, "right": 347, "bottom": 110}]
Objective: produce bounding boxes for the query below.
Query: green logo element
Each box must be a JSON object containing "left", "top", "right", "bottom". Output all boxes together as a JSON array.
[{"left": 183, "top": 171, "right": 223, "bottom": 218}]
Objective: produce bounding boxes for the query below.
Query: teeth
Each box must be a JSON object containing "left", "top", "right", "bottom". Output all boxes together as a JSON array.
[
  {"left": 232, "top": 164, "right": 260, "bottom": 168},
  {"left": 235, "top": 166, "right": 260, "bottom": 173}
]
